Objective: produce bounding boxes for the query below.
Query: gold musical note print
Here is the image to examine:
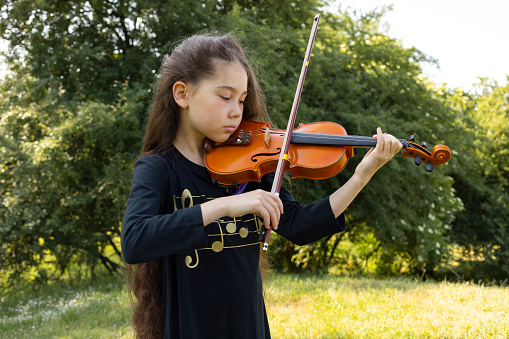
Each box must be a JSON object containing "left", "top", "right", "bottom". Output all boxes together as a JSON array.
[
  {"left": 224, "top": 217, "right": 249, "bottom": 238},
  {"left": 185, "top": 250, "right": 199, "bottom": 268},
  {"left": 239, "top": 227, "right": 248, "bottom": 239},
  {"left": 211, "top": 221, "right": 224, "bottom": 252},
  {"left": 173, "top": 188, "right": 264, "bottom": 269},
  {"left": 226, "top": 218, "right": 237, "bottom": 234}
]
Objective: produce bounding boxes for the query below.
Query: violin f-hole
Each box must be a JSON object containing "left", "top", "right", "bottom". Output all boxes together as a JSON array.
[{"left": 251, "top": 148, "right": 281, "bottom": 162}]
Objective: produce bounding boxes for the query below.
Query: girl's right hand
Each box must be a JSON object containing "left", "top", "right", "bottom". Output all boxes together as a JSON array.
[{"left": 201, "top": 189, "right": 283, "bottom": 230}]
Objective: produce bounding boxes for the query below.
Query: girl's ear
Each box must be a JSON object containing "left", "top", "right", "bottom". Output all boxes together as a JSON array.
[{"left": 173, "top": 81, "right": 189, "bottom": 108}]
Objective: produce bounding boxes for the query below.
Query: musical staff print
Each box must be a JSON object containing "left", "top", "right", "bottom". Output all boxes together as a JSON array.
[{"left": 172, "top": 188, "right": 264, "bottom": 269}]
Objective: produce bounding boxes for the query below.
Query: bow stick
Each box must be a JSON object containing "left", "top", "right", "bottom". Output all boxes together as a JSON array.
[{"left": 262, "top": 13, "right": 321, "bottom": 251}]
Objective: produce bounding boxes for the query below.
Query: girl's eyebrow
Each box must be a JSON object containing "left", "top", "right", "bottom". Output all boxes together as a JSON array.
[{"left": 216, "top": 85, "right": 248, "bottom": 95}]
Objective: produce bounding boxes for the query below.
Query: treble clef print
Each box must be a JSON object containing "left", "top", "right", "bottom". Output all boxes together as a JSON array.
[
  {"left": 185, "top": 250, "right": 199, "bottom": 269},
  {"left": 174, "top": 189, "right": 200, "bottom": 269}
]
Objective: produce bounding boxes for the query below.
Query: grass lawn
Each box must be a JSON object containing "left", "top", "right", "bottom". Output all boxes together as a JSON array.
[
  {"left": 265, "top": 275, "right": 508, "bottom": 338},
  {"left": 1, "top": 273, "right": 507, "bottom": 338}
]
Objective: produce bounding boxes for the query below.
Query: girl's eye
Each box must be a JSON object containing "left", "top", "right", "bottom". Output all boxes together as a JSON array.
[{"left": 220, "top": 96, "right": 230, "bottom": 101}]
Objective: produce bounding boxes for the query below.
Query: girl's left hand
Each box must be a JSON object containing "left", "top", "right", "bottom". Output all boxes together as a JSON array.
[{"left": 354, "top": 127, "right": 402, "bottom": 180}]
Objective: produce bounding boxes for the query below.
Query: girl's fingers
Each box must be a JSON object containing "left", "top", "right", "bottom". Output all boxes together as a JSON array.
[
  {"left": 258, "top": 201, "right": 273, "bottom": 230},
  {"left": 259, "top": 209, "right": 271, "bottom": 231},
  {"left": 247, "top": 190, "right": 282, "bottom": 231},
  {"left": 263, "top": 191, "right": 283, "bottom": 228},
  {"left": 223, "top": 189, "right": 283, "bottom": 231},
  {"left": 385, "top": 134, "right": 402, "bottom": 155},
  {"left": 376, "top": 127, "right": 385, "bottom": 152},
  {"left": 261, "top": 194, "right": 282, "bottom": 230},
  {"left": 356, "top": 128, "right": 403, "bottom": 178},
  {"left": 374, "top": 128, "right": 402, "bottom": 157},
  {"left": 372, "top": 127, "right": 387, "bottom": 156}
]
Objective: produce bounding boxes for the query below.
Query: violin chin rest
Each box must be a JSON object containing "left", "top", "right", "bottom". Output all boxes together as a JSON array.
[{"left": 203, "top": 138, "right": 214, "bottom": 154}]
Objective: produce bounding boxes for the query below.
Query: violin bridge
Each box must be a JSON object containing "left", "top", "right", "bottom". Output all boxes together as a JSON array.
[{"left": 264, "top": 128, "right": 270, "bottom": 148}]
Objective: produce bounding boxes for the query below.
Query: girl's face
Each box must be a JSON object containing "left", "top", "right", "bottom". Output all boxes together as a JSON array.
[{"left": 180, "top": 61, "right": 248, "bottom": 145}]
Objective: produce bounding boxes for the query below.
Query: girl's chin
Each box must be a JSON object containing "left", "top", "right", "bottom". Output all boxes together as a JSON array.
[{"left": 206, "top": 134, "right": 230, "bottom": 144}]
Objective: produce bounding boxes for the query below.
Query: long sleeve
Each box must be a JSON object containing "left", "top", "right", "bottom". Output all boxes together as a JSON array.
[
  {"left": 258, "top": 174, "right": 346, "bottom": 245},
  {"left": 121, "top": 155, "right": 207, "bottom": 265}
]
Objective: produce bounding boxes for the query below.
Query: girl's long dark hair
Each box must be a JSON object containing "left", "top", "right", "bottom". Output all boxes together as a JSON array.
[{"left": 125, "top": 33, "right": 270, "bottom": 338}]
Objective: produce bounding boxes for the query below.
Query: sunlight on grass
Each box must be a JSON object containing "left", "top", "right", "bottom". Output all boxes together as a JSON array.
[
  {"left": 0, "top": 275, "right": 133, "bottom": 338},
  {"left": 265, "top": 275, "right": 509, "bottom": 338},
  {"left": 1, "top": 273, "right": 507, "bottom": 338}
]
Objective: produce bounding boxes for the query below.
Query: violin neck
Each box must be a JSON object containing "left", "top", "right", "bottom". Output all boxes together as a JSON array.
[{"left": 291, "top": 132, "right": 408, "bottom": 148}]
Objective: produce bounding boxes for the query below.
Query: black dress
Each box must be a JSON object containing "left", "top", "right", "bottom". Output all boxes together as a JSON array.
[{"left": 121, "top": 149, "right": 345, "bottom": 338}]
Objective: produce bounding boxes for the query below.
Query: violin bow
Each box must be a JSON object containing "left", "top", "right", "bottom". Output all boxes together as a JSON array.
[{"left": 262, "top": 13, "right": 321, "bottom": 251}]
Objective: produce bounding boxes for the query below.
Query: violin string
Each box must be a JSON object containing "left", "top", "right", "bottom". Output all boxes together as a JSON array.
[
  {"left": 258, "top": 130, "right": 420, "bottom": 147},
  {"left": 291, "top": 132, "right": 376, "bottom": 146},
  {"left": 255, "top": 129, "right": 415, "bottom": 149},
  {"left": 246, "top": 129, "right": 438, "bottom": 156},
  {"left": 265, "top": 130, "right": 373, "bottom": 141},
  {"left": 252, "top": 129, "right": 379, "bottom": 147}
]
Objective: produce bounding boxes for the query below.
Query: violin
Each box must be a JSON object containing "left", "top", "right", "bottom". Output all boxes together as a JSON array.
[{"left": 204, "top": 120, "right": 452, "bottom": 186}]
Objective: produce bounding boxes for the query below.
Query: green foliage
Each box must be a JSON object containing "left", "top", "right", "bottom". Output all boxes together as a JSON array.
[
  {"left": 0, "top": 0, "right": 329, "bottom": 282},
  {"left": 0, "top": 0, "right": 324, "bottom": 102},
  {"left": 442, "top": 80, "right": 509, "bottom": 280},
  {"left": 264, "top": 8, "right": 463, "bottom": 277},
  {"left": 0, "top": 72, "right": 142, "bottom": 282},
  {"left": 0, "top": 0, "right": 508, "bottom": 283},
  {"left": 0, "top": 0, "right": 215, "bottom": 101}
]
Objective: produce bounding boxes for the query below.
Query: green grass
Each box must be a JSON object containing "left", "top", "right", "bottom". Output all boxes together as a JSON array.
[
  {"left": 265, "top": 275, "right": 509, "bottom": 338},
  {"left": 0, "top": 275, "right": 133, "bottom": 338},
  {"left": 1, "top": 274, "right": 508, "bottom": 338}
]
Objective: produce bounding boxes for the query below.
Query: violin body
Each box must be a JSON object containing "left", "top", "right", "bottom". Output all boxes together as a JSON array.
[
  {"left": 204, "top": 120, "right": 451, "bottom": 186},
  {"left": 205, "top": 120, "right": 353, "bottom": 185}
]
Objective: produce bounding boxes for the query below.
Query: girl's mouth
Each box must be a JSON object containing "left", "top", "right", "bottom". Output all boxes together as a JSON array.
[{"left": 225, "top": 125, "right": 236, "bottom": 133}]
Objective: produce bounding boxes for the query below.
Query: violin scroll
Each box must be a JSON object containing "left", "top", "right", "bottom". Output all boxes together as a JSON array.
[
  {"left": 431, "top": 144, "right": 452, "bottom": 165},
  {"left": 401, "top": 138, "right": 451, "bottom": 172}
]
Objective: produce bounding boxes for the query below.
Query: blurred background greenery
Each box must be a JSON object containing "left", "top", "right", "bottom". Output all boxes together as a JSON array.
[{"left": 0, "top": 0, "right": 508, "bottom": 290}]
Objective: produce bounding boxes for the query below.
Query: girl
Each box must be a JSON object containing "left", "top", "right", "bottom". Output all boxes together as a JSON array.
[{"left": 121, "top": 33, "right": 402, "bottom": 339}]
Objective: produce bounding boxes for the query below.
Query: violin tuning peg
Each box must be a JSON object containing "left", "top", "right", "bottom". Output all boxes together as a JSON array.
[
  {"left": 237, "top": 131, "right": 244, "bottom": 143},
  {"left": 409, "top": 135, "right": 415, "bottom": 142},
  {"left": 426, "top": 161, "right": 435, "bottom": 172},
  {"left": 421, "top": 141, "right": 427, "bottom": 149},
  {"left": 414, "top": 155, "right": 422, "bottom": 166}
]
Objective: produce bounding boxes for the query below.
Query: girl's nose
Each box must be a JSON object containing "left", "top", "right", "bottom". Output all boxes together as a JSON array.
[{"left": 230, "top": 102, "right": 243, "bottom": 118}]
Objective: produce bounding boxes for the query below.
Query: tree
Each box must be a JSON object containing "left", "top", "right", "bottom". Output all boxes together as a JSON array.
[
  {"left": 0, "top": 0, "right": 325, "bottom": 102},
  {"left": 0, "top": 1, "right": 477, "bottom": 282},
  {"left": 0, "top": 0, "right": 328, "bottom": 282},
  {"left": 252, "top": 8, "right": 463, "bottom": 277},
  {"left": 0, "top": 72, "right": 143, "bottom": 282},
  {"left": 444, "top": 80, "right": 509, "bottom": 281}
]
